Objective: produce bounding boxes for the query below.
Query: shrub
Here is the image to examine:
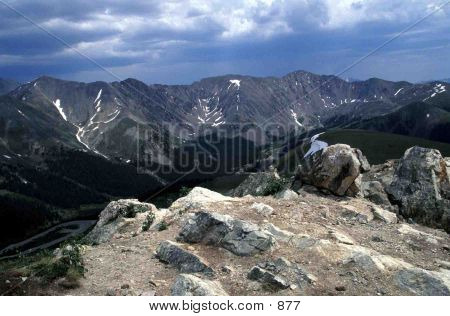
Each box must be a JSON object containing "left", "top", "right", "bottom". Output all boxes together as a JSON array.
[
  {"left": 262, "top": 177, "right": 288, "bottom": 196},
  {"left": 32, "top": 242, "right": 84, "bottom": 283},
  {"left": 158, "top": 220, "right": 169, "bottom": 231},
  {"left": 141, "top": 212, "right": 156, "bottom": 231},
  {"left": 179, "top": 186, "right": 191, "bottom": 197}
]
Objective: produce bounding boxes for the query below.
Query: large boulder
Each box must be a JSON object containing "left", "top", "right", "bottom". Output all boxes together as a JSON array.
[
  {"left": 85, "top": 199, "right": 157, "bottom": 244},
  {"left": 156, "top": 240, "right": 214, "bottom": 274},
  {"left": 177, "top": 211, "right": 275, "bottom": 256},
  {"left": 297, "top": 144, "right": 370, "bottom": 196},
  {"left": 387, "top": 147, "right": 450, "bottom": 232},
  {"left": 171, "top": 274, "right": 228, "bottom": 296},
  {"left": 231, "top": 170, "right": 285, "bottom": 197}
]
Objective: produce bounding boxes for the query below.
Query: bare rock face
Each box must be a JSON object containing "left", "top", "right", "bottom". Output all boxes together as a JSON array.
[
  {"left": 177, "top": 211, "right": 275, "bottom": 256},
  {"left": 85, "top": 199, "right": 157, "bottom": 244},
  {"left": 156, "top": 240, "right": 214, "bottom": 274},
  {"left": 275, "top": 189, "right": 299, "bottom": 200},
  {"left": 387, "top": 147, "right": 450, "bottom": 232},
  {"left": 171, "top": 274, "right": 228, "bottom": 296},
  {"left": 297, "top": 144, "right": 370, "bottom": 196}
]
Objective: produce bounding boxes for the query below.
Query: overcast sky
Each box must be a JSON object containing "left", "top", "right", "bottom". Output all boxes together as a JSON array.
[{"left": 0, "top": 0, "right": 449, "bottom": 84}]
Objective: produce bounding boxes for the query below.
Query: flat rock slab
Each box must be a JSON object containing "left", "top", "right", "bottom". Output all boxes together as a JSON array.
[{"left": 156, "top": 240, "right": 214, "bottom": 274}]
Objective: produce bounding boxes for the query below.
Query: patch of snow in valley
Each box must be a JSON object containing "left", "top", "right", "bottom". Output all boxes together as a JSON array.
[
  {"left": 290, "top": 109, "right": 303, "bottom": 127},
  {"left": 3, "top": 155, "right": 11, "bottom": 159},
  {"left": 53, "top": 99, "right": 67, "bottom": 121},
  {"left": 102, "top": 110, "right": 120, "bottom": 124},
  {"left": 17, "top": 110, "right": 26, "bottom": 117},
  {"left": 394, "top": 88, "right": 404, "bottom": 96}
]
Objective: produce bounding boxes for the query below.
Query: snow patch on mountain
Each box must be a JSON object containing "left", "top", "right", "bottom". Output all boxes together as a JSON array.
[
  {"left": 17, "top": 110, "right": 26, "bottom": 118},
  {"left": 228, "top": 79, "right": 241, "bottom": 89},
  {"left": 53, "top": 99, "right": 67, "bottom": 121},
  {"left": 94, "top": 89, "right": 102, "bottom": 103},
  {"left": 290, "top": 109, "right": 303, "bottom": 127},
  {"left": 394, "top": 88, "right": 404, "bottom": 96}
]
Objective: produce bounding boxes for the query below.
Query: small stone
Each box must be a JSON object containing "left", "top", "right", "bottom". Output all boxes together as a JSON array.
[
  {"left": 443, "top": 245, "right": 450, "bottom": 252},
  {"left": 251, "top": 202, "right": 274, "bottom": 216},
  {"left": 335, "top": 285, "right": 346, "bottom": 292},
  {"left": 221, "top": 266, "right": 234, "bottom": 274},
  {"left": 140, "top": 290, "right": 156, "bottom": 296},
  {"left": 106, "top": 288, "right": 116, "bottom": 296},
  {"left": 290, "top": 284, "right": 298, "bottom": 290},
  {"left": 5, "top": 280, "right": 11, "bottom": 284},
  {"left": 121, "top": 284, "right": 130, "bottom": 289},
  {"left": 371, "top": 236, "right": 383, "bottom": 242}
]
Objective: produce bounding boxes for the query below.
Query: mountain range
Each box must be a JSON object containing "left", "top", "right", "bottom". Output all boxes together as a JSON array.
[{"left": 0, "top": 70, "right": 449, "bottom": 246}]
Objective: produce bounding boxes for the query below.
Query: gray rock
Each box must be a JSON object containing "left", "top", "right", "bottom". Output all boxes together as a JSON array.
[
  {"left": 249, "top": 258, "right": 316, "bottom": 290},
  {"left": 275, "top": 189, "right": 299, "bottom": 200},
  {"left": 177, "top": 211, "right": 275, "bottom": 256},
  {"left": 387, "top": 147, "right": 450, "bottom": 232},
  {"left": 361, "top": 180, "right": 392, "bottom": 209},
  {"left": 328, "top": 230, "right": 354, "bottom": 245},
  {"left": 247, "top": 266, "right": 290, "bottom": 290},
  {"left": 362, "top": 160, "right": 397, "bottom": 188},
  {"left": 171, "top": 274, "right": 228, "bottom": 296},
  {"left": 86, "top": 199, "right": 157, "bottom": 244},
  {"left": 371, "top": 205, "right": 398, "bottom": 224},
  {"left": 297, "top": 144, "right": 370, "bottom": 196},
  {"left": 251, "top": 202, "right": 274, "bottom": 216},
  {"left": 156, "top": 240, "right": 214, "bottom": 274},
  {"left": 231, "top": 171, "right": 284, "bottom": 197},
  {"left": 395, "top": 269, "right": 450, "bottom": 296}
]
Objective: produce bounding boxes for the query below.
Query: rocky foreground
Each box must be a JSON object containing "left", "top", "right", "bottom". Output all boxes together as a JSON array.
[{"left": 2, "top": 145, "right": 450, "bottom": 296}]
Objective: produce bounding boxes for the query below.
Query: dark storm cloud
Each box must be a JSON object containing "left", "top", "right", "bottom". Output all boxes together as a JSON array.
[{"left": 0, "top": 0, "right": 448, "bottom": 83}]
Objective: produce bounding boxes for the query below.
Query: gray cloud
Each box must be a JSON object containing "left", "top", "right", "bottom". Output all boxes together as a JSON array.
[{"left": 0, "top": 0, "right": 448, "bottom": 83}]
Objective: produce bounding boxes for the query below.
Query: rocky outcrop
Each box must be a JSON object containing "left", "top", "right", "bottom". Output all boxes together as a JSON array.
[
  {"left": 297, "top": 144, "right": 370, "bottom": 196},
  {"left": 156, "top": 240, "right": 214, "bottom": 274},
  {"left": 171, "top": 274, "right": 228, "bottom": 296},
  {"left": 387, "top": 147, "right": 450, "bottom": 232},
  {"left": 85, "top": 199, "right": 157, "bottom": 244},
  {"left": 170, "top": 187, "right": 234, "bottom": 212},
  {"left": 177, "top": 211, "right": 275, "bottom": 256},
  {"left": 231, "top": 170, "right": 284, "bottom": 197}
]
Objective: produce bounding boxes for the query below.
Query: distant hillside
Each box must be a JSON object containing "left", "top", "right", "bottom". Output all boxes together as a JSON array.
[
  {"left": 346, "top": 101, "right": 450, "bottom": 143},
  {"left": 277, "top": 129, "right": 450, "bottom": 174}
]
